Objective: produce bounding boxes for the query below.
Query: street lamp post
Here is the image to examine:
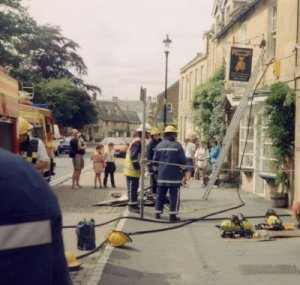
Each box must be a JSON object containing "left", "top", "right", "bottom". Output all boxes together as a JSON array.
[{"left": 163, "top": 34, "right": 172, "bottom": 127}]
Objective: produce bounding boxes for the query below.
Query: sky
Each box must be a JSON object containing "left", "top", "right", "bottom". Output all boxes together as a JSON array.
[{"left": 22, "top": 0, "right": 214, "bottom": 101}]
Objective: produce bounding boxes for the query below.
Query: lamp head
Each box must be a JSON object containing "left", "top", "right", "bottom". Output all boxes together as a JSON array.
[{"left": 163, "top": 34, "right": 172, "bottom": 53}]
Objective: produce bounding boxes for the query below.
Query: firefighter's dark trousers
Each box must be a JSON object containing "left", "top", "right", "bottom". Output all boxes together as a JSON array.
[
  {"left": 150, "top": 174, "right": 157, "bottom": 195},
  {"left": 126, "top": 176, "right": 139, "bottom": 205},
  {"left": 155, "top": 186, "right": 180, "bottom": 215}
]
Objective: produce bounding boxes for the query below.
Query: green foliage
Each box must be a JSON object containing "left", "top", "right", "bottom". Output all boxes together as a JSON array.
[
  {"left": 34, "top": 79, "right": 97, "bottom": 129},
  {"left": 192, "top": 64, "right": 225, "bottom": 143},
  {"left": 0, "top": 0, "right": 100, "bottom": 93},
  {"left": 264, "top": 82, "right": 295, "bottom": 190}
]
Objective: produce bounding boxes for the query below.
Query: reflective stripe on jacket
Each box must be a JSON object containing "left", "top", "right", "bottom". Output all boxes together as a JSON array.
[
  {"left": 123, "top": 137, "right": 141, "bottom": 178},
  {"left": 153, "top": 137, "right": 186, "bottom": 186},
  {"left": 20, "top": 138, "right": 39, "bottom": 165}
]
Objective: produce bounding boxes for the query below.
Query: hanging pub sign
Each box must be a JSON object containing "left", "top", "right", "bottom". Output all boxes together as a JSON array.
[{"left": 229, "top": 47, "right": 253, "bottom": 82}]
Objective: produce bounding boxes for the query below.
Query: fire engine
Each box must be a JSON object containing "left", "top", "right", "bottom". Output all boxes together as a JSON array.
[{"left": 0, "top": 67, "right": 55, "bottom": 179}]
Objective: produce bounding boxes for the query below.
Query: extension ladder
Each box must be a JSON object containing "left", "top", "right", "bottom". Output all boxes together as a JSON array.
[{"left": 203, "top": 48, "right": 266, "bottom": 200}]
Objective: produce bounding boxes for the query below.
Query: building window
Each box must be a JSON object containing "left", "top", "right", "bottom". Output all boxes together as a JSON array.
[
  {"left": 241, "top": 23, "right": 247, "bottom": 47},
  {"left": 195, "top": 69, "right": 198, "bottom": 88},
  {"left": 185, "top": 75, "right": 188, "bottom": 100},
  {"left": 268, "top": 2, "right": 277, "bottom": 58},
  {"left": 181, "top": 77, "right": 185, "bottom": 100},
  {"left": 225, "top": 5, "right": 231, "bottom": 25},
  {"left": 200, "top": 65, "right": 204, "bottom": 84},
  {"left": 189, "top": 72, "right": 192, "bottom": 98},
  {"left": 166, "top": 103, "right": 172, "bottom": 113},
  {"left": 239, "top": 115, "right": 254, "bottom": 168},
  {"left": 260, "top": 116, "right": 277, "bottom": 173}
]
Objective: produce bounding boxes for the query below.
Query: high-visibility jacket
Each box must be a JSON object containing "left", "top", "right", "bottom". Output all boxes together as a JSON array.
[
  {"left": 0, "top": 148, "right": 72, "bottom": 285},
  {"left": 153, "top": 136, "right": 186, "bottom": 186},
  {"left": 20, "top": 138, "right": 39, "bottom": 165},
  {"left": 123, "top": 137, "right": 141, "bottom": 178}
]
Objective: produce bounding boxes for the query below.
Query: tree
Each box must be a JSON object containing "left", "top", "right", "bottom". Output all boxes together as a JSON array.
[
  {"left": 0, "top": 0, "right": 100, "bottom": 93},
  {"left": 0, "top": 0, "right": 37, "bottom": 68},
  {"left": 191, "top": 65, "right": 225, "bottom": 143},
  {"left": 35, "top": 79, "right": 98, "bottom": 129},
  {"left": 264, "top": 82, "right": 295, "bottom": 192}
]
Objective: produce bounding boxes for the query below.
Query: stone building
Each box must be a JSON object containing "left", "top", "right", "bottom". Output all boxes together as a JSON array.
[
  {"left": 178, "top": 54, "right": 207, "bottom": 142},
  {"left": 179, "top": 0, "right": 300, "bottom": 204},
  {"left": 85, "top": 99, "right": 141, "bottom": 142}
]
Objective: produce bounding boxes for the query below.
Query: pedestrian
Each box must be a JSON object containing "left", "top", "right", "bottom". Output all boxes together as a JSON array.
[
  {"left": 18, "top": 116, "right": 50, "bottom": 175},
  {"left": 194, "top": 140, "right": 209, "bottom": 185},
  {"left": 209, "top": 139, "right": 221, "bottom": 168},
  {"left": 0, "top": 147, "right": 72, "bottom": 285},
  {"left": 103, "top": 142, "right": 117, "bottom": 188},
  {"left": 70, "top": 129, "right": 86, "bottom": 189},
  {"left": 123, "top": 124, "right": 151, "bottom": 213},
  {"left": 90, "top": 144, "right": 106, "bottom": 188},
  {"left": 153, "top": 125, "right": 187, "bottom": 222},
  {"left": 209, "top": 138, "right": 221, "bottom": 187},
  {"left": 147, "top": 127, "right": 162, "bottom": 196},
  {"left": 182, "top": 135, "right": 196, "bottom": 185}
]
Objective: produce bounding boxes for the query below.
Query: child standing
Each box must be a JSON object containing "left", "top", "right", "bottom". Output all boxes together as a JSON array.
[
  {"left": 90, "top": 145, "right": 105, "bottom": 188},
  {"left": 104, "top": 142, "right": 116, "bottom": 188}
]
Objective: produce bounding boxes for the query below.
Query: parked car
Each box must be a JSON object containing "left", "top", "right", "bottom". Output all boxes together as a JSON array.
[
  {"left": 101, "top": 137, "right": 131, "bottom": 158},
  {"left": 58, "top": 136, "right": 72, "bottom": 154},
  {"left": 53, "top": 124, "right": 63, "bottom": 156}
]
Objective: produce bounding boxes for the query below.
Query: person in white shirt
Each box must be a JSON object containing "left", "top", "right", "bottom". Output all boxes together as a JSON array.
[
  {"left": 182, "top": 136, "right": 196, "bottom": 185},
  {"left": 104, "top": 142, "right": 116, "bottom": 188},
  {"left": 194, "top": 140, "right": 209, "bottom": 184}
]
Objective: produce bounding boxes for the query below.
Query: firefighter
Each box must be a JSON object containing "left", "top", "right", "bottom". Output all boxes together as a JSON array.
[
  {"left": 153, "top": 125, "right": 187, "bottom": 222},
  {"left": 123, "top": 124, "right": 151, "bottom": 213},
  {"left": 0, "top": 147, "right": 72, "bottom": 285},
  {"left": 147, "top": 127, "right": 162, "bottom": 197},
  {"left": 18, "top": 117, "right": 50, "bottom": 174}
]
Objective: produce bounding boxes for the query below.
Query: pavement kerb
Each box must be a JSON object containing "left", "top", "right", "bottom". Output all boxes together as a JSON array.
[{"left": 86, "top": 209, "right": 130, "bottom": 285}]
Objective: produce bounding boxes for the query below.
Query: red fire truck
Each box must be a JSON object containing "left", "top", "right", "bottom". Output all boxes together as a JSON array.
[{"left": 0, "top": 67, "right": 55, "bottom": 179}]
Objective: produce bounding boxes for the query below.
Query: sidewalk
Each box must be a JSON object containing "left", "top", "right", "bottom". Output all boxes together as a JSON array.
[
  {"left": 53, "top": 169, "right": 128, "bottom": 285},
  {"left": 55, "top": 172, "right": 299, "bottom": 285},
  {"left": 94, "top": 180, "right": 298, "bottom": 285}
]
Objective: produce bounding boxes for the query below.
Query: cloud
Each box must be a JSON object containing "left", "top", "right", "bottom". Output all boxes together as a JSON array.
[{"left": 23, "top": 0, "right": 213, "bottom": 99}]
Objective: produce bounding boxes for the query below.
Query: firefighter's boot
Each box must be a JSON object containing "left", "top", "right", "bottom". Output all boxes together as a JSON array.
[
  {"left": 128, "top": 205, "right": 140, "bottom": 213},
  {"left": 169, "top": 214, "right": 180, "bottom": 222}
]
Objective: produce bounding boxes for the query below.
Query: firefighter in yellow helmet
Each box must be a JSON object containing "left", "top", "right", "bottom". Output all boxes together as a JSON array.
[
  {"left": 153, "top": 125, "right": 186, "bottom": 221},
  {"left": 123, "top": 123, "right": 151, "bottom": 213},
  {"left": 18, "top": 117, "right": 50, "bottom": 174},
  {"left": 147, "top": 127, "right": 162, "bottom": 197}
]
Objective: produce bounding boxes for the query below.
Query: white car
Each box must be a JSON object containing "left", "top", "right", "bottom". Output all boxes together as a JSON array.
[{"left": 53, "top": 124, "right": 63, "bottom": 156}]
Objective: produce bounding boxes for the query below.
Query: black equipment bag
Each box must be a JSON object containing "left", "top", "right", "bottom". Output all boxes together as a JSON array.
[{"left": 76, "top": 219, "right": 96, "bottom": 250}]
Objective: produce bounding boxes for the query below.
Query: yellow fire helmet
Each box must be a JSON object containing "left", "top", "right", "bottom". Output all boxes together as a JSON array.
[
  {"left": 163, "top": 125, "right": 177, "bottom": 133},
  {"left": 65, "top": 251, "right": 81, "bottom": 270},
  {"left": 150, "top": 127, "right": 160, "bottom": 136},
  {"left": 18, "top": 116, "right": 33, "bottom": 136},
  {"left": 107, "top": 230, "right": 132, "bottom": 247}
]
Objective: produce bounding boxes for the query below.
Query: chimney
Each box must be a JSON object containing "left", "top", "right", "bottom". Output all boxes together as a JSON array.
[
  {"left": 92, "top": 92, "right": 97, "bottom": 101},
  {"left": 112, "top": 96, "right": 118, "bottom": 103}
]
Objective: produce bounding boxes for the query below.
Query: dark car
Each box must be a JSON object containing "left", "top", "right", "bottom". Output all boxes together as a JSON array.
[{"left": 58, "top": 136, "right": 72, "bottom": 154}]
